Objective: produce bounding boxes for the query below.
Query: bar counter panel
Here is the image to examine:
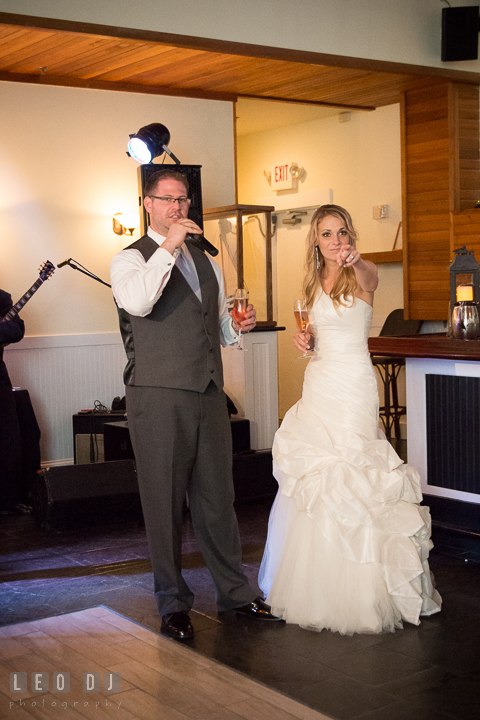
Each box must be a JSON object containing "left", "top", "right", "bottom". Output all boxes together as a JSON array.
[{"left": 368, "top": 335, "right": 480, "bottom": 523}]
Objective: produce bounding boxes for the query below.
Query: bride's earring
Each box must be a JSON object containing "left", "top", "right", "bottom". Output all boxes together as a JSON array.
[{"left": 315, "top": 245, "right": 321, "bottom": 270}]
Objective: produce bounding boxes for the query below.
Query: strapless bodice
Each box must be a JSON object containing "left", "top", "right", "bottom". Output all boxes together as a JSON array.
[{"left": 309, "top": 292, "right": 373, "bottom": 361}]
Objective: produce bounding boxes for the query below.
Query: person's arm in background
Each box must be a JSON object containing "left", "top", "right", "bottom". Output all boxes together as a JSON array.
[{"left": 0, "top": 290, "right": 25, "bottom": 346}]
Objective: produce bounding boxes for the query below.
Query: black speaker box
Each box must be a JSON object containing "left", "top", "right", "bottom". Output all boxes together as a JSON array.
[
  {"left": 72, "top": 411, "right": 127, "bottom": 463},
  {"left": 102, "top": 420, "right": 274, "bottom": 501},
  {"left": 103, "top": 421, "right": 133, "bottom": 461},
  {"left": 442, "top": 6, "right": 479, "bottom": 62},
  {"left": 103, "top": 417, "right": 251, "bottom": 462},
  {"left": 230, "top": 417, "right": 251, "bottom": 454},
  {"left": 232, "top": 450, "right": 277, "bottom": 502},
  {"left": 32, "top": 460, "right": 141, "bottom": 530}
]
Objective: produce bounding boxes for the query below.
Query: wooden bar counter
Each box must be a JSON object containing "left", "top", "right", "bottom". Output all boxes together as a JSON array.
[{"left": 368, "top": 333, "right": 480, "bottom": 361}]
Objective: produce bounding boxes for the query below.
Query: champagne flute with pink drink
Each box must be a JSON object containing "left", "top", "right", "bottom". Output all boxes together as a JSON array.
[
  {"left": 232, "top": 288, "right": 249, "bottom": 350},
  {"left": 294, "top": 298, "right": 312, "bottom": 358}
]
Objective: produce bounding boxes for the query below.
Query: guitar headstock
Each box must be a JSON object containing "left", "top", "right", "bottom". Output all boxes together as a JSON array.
[{"left": 38, "top": 261, "right": 55, "bottom": 281}]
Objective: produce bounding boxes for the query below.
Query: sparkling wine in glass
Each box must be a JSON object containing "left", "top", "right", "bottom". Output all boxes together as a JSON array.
[
  {"left": 233, "top": 288, "right": 249, "bottom": 350},
  {"left": 294, "top": 299, "right": 311, "bottom": 358}
]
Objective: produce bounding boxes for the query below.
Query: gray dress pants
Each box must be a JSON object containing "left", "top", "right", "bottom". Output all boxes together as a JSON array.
[{"left": 126, "top": 381, "right": 257, "bottom": 615}]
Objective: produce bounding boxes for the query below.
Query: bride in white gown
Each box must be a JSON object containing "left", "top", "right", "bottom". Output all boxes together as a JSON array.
[{"left": 259, "top": 205, "right": 441, "bottom": 635}]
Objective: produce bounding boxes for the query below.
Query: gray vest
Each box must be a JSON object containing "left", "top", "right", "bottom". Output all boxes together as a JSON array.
[{"left": 117, "top": 235, "right": 224, "bottom": 392}]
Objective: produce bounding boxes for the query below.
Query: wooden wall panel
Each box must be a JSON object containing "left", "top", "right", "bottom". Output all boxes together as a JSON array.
[
  {"left": 453, "top": 212, "right": 480, "bottom": 255},
  {"left": 454, "top": 84, "right": 480, "bottom": 211},
  {"left": 402, "top": 83, "right": 480, "bottom": 320}
]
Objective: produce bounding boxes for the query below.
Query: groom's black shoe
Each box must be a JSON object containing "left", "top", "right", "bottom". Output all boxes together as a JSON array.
[
  {"left": 161, "top": 611, "right": 194, "bottom": 640},
  {"left": 234, "top": 597, "right": 283, "bottom": 621}
]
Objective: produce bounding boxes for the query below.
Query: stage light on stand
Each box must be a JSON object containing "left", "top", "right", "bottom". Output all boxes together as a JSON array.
[
  {"left": 127, "top": 123, "right": 181, "bottom": 164},
  {"left": 127, "top": 137, "right": 153, "bottom": 164}
]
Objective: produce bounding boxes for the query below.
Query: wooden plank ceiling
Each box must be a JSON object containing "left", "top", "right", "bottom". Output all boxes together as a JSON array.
[{"left": 0, "top": 20, "right": 463, "bottom": 109}]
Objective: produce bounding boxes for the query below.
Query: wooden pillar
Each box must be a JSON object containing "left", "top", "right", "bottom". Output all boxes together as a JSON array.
[{"left": 402, "top": 83, "right": 480, "bottom": 320}]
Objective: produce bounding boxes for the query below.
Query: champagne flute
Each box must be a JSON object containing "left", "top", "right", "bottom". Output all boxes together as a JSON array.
[
  {"left": 232, "top": 288, "right": 249, "bottom": 350},
  {"left": 294, "top": 299, "right": 311, "bottom": 358}
]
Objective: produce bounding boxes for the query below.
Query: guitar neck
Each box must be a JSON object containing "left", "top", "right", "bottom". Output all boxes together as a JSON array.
[{"left": 2, "top": 278, "right": 45, "bottom": 322}]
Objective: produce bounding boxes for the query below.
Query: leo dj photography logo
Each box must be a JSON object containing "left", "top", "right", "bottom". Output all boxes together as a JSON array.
[{"left": 8, "top": 672, "right": 122, "bottom": 712}]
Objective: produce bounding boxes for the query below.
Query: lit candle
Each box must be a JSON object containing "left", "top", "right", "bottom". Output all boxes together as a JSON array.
[{"left": 456, "top": 285, "right": 474, "bottom": 302}]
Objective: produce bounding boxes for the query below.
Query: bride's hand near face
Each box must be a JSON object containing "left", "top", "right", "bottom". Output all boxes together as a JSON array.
[
  {"left": 338, "top": 244, "right": 358, "bottom": 267},
  {"left": 338, "top": 244, "right": 379, "bottom": 294}
]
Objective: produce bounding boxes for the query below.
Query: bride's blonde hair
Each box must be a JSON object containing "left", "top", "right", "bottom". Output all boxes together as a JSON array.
[{"left": 303, "top": 204, "right": 359, "bottom": 310}]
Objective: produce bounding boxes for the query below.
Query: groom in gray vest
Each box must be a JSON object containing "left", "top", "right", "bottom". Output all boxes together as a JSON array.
[{"left": 111, "top": 169, "right": 281, "bottom": 639}]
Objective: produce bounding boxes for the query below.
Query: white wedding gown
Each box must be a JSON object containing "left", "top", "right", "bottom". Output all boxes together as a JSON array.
[{"left": 259, "top": 292, "right": 442, "bottom": 634}]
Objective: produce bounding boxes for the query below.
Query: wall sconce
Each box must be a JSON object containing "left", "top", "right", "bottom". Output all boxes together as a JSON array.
[{"left": 112, "top": 213, "right": 140, "bottom": 236}]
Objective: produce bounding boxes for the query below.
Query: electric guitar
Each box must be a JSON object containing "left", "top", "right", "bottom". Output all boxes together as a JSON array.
[{"left": 0, "top": 261, "right": 55, "bottom": 323}]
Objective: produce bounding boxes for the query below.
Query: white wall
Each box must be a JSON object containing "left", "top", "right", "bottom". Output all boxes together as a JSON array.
[
  {"left": 0, "top": 81, "right": 236, "bottom": 462},
  {"left": 238, "top": 106, "right": 402, "bottom": 253},
  {"left": 5, "top": 335, "right": 126, "bottom": 465},
  {"left": 2, "top": 0, "right": 480, "bottom": 73},
  {"left": 0, "top": 82, "right": 235, "bottom": 336},
  {"left": 237, "top": 105, "right": 404, "bottom": 416}
]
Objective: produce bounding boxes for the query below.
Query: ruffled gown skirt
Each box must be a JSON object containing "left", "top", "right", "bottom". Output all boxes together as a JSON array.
[{"left": 259, "top": 294, "right": 441, "bottom": 634}]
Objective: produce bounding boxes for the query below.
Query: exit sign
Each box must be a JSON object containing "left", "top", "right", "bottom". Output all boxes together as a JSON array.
[{"left": 272, "top": 162, "right": 295, "bottom": 190}]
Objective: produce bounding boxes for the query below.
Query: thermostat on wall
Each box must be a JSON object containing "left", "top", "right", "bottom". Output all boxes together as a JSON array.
[{"left": 373, "top": 205, "right": 388, "bottom": 219}]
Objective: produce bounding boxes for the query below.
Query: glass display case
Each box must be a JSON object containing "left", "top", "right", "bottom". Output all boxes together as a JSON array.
[{"left": 203, "top": 204, "right": 276, "bottom": 327}]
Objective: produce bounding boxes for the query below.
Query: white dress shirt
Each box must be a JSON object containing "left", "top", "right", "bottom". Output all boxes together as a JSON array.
[{"left": 110, "top": 227, "right": 238, "bottom": 347}]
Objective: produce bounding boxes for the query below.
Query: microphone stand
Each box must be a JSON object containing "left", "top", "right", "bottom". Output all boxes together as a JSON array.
[{"left": 57, "top": 258, "right": 111, "bottom": 288}]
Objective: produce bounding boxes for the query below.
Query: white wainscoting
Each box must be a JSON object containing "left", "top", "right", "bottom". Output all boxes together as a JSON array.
[
  {"left": 222, "top": 330, "right": 279, "bottom": 450},
  {"left": 6, "top": 330, "right": 280, "bottom": 465},
  {"left": 5, "top": 334, "right": 126, "bottom": 465}
]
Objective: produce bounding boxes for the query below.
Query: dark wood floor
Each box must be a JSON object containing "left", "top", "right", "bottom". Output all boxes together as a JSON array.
[{"left": 1, "top": 492, "right": 479, "bottom": 720}]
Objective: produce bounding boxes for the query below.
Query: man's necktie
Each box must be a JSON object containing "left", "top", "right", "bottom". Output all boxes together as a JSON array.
[{"left": 175, "top": 246, "right": 202, "bottom": 302}]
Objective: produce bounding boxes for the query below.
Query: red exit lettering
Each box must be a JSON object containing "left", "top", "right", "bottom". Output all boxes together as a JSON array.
[{"left": 275, "top": 164, "right": 289, "bottom": 182}]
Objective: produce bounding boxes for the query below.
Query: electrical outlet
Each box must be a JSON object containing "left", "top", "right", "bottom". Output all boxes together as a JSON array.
[{"left": 373, "top": 204, "right": 388, "bottom": 219}]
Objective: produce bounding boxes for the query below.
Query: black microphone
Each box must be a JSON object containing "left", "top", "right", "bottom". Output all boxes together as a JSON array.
[
  {"left": 57, "top": 258, "right": 72, "bottom": 268},
  {"left": 186, "top": 234, "right": 219, "bottom": 257}
]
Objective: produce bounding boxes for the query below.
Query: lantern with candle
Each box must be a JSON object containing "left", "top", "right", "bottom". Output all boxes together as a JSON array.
[{"left": 449, "top": 246, "right": 480, "bottom": 339}]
